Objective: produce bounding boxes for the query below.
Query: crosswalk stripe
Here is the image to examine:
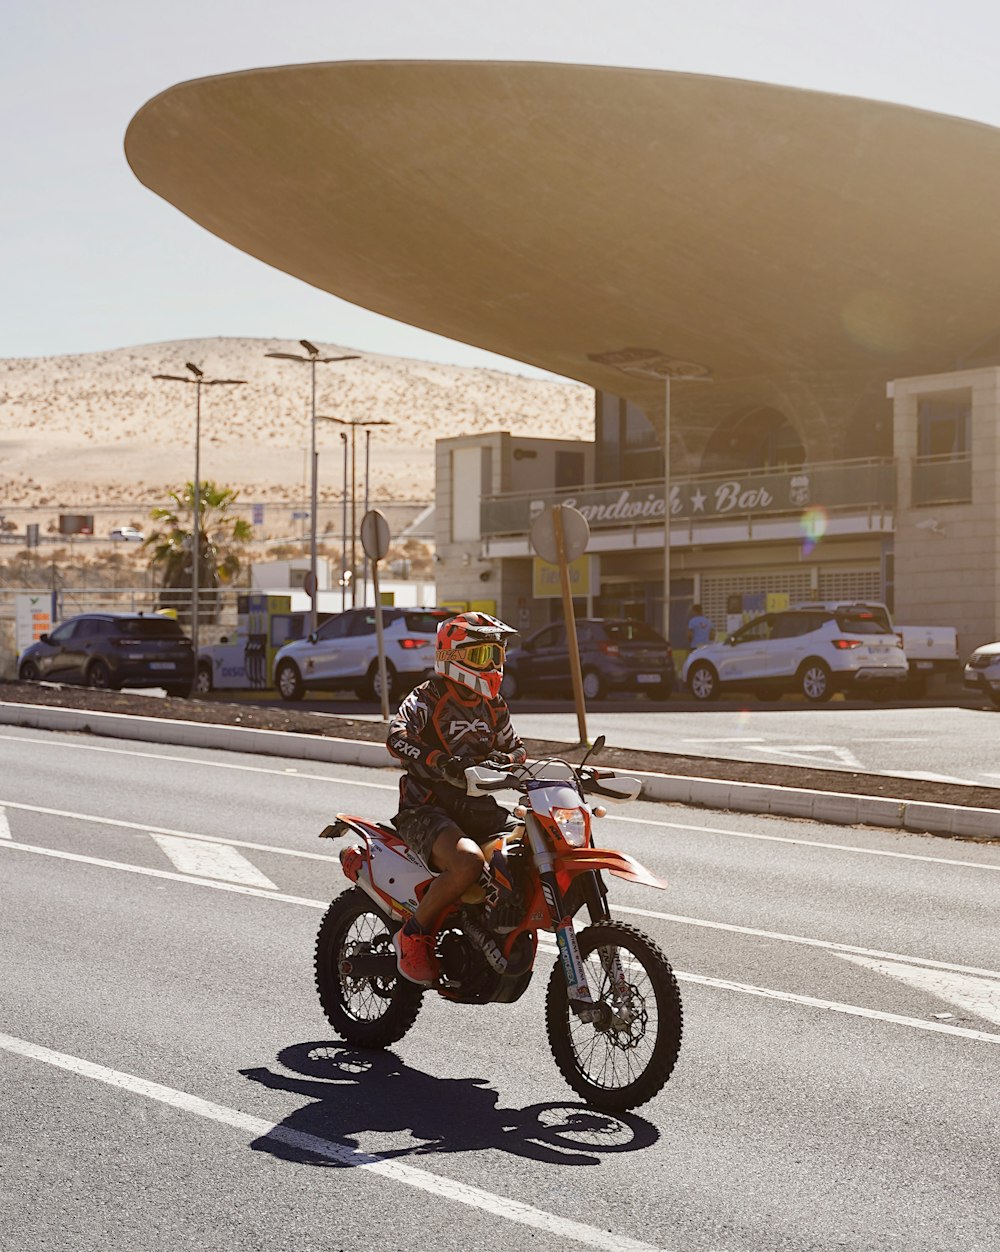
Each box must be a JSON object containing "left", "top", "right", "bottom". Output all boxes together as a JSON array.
[
  {"left": 151, "top": 834, "right": 278, "bottom": 888},
  {"left": 0, "top": 807, "right": 10, "bottom": 839}
]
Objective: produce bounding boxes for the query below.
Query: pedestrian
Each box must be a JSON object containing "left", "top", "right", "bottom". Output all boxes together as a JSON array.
[{"left": 687, "top": 603, "right": 713, "bottom": 650}]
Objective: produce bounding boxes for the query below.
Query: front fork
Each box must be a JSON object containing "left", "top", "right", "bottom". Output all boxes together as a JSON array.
[{"left": 528, "top": 821, "right": 629, "bottom": 1025}]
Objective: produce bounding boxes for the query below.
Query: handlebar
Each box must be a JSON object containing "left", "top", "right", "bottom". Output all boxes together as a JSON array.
[{"left": 464, "top": 761, "right": 642, "bottom": 802}]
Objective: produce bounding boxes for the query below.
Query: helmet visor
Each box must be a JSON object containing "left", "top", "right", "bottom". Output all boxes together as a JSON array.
[{"left": 455, "top": 642, "right": 505, "bottom": 670}]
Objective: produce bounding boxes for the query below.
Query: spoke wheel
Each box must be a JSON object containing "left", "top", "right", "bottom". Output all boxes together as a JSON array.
[
  {"left": 18, "top": 660, "right": 40, "bottom": 683},
  {"left": 582, "top": 669, "right": 605, "bottom": 701},
  {"left": 688, "top": 661, "right": 719, "bottom": 702},
  {"left": 315, "top": 887, "right": 423, "bottom": 1048},
  {"left": 545, "top": 920, "right": 683, "bottom": 1112},
  {"left": 800, "top": 660, "right": 832, "bottom": 702},
  {"left": 87, "top": 660, "right": 113, "bottom": 690},
  {"left": 276, "top": 660, "right": 304, "bottom": 701},
  {"left": 365, "top": 661, "right": 397, "bottom": 703},
  {"left": 194, "top": 664, "right": 213, "bottom": 694}
]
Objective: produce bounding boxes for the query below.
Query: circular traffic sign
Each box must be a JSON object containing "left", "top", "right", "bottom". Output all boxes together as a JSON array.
[
  {"left": 530, "top": 504, "right": 590, "bottom": 564},
  {"left": 360, "top": 508, "right": 391, "bottom": 561}
]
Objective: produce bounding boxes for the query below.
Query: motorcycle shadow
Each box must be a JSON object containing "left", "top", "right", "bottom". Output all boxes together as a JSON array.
[{"left": 239, "top": 1040, "right": 659, "bottom": 1168}]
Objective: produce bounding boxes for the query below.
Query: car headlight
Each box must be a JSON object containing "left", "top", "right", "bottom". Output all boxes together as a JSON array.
[{"left": 551, "top": 806, "right": 588, "bottom": 848}]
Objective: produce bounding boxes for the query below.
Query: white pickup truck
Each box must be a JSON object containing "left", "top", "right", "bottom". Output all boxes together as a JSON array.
[{"left": 793, "top": 601, "right": 959, "bottom": 695}]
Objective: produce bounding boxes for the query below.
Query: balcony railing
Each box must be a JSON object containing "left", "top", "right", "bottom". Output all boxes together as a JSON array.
[
  {"left": 481, "top": 458, "right": 896, "bottom": 537},
  {"left": 911, "top": 454, "right": 972, "bottom": 506}
]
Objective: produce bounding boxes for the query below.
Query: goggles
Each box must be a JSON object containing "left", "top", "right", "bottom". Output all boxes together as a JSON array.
[{"left": 451, "top": 642, "right": 505, "bottom": 670}]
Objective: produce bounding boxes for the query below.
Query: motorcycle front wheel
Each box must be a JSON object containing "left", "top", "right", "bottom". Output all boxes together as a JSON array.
[
  {"left": 315, "top": 887, "right": 423, "bottom": 1048},
  {"left": 545, "top": 920, "right": 683, "bottom": 1112}
]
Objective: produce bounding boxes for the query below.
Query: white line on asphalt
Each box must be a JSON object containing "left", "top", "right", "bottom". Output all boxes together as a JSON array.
[
  {"left": 0, "top": 807, "right": 10, "bottom": 839},
  {"left": 4, "top": 837, "right": 1000, "bottom": 1048},
  {"left": 0, "top": 732, "right": 397, "bottom": 790},
  {"left": 607, "top": 904, "right": 1000, "bottom": 979},
  {"left": 0, "top": 799, "right": 344, "bottom": 862},
  {"left": 837, "top": 955, "right": 1000, "bottom": 1028},
  {"left": 0, "top": 1031, "right": 666, "bottom": 1252},
  {"left": 604, "top": 814, "right": 1000, "bottom": 870},
  {"left": 151, "top": 834, "right": 278, "bottom": 889}
]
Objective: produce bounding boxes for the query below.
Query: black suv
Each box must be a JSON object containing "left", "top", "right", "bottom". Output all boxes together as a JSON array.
[
  {"left": 17, "top": 612, "right": 195, "bottom": 696},
  {"left": 501, "top": 618, "right": 674, "bottom": 701}
]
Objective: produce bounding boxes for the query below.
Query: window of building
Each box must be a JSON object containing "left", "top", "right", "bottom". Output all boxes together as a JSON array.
[{"left": 917, "top": 392, "right": 970, "bottom": 457}]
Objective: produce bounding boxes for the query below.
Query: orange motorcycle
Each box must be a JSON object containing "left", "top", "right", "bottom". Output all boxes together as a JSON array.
[{"left": 315, "top": 739, "right": 683, "bottom": 1111}]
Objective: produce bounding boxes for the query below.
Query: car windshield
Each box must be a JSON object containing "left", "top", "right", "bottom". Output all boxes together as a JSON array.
[
  {"left": 835, "top": 612, "right": 890, "bottom": 635},
  {"left": 113, "top": 618, "right": 185, "bottom": 638},
  {"left": 601, "top": 621, "right": 666, "bottom": 644}
]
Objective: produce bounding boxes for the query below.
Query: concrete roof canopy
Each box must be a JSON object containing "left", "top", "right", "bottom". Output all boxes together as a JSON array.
[{"left": 125, "top": 61, "right": 1000, "bottom": 411}]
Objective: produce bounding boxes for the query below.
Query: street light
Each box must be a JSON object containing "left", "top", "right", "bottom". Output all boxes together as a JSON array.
[
  {"left": 316, "top": 415, "right": 392, "bottom": 606},
  {"left": 152, "top": 362, "right": 246, "bottom": 662},
  {"left": 265, "top": 340, "right": 359, "bottom": 631}
]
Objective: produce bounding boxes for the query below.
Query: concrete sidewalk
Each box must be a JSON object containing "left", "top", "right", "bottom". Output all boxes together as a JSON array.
[{"left": 3, "top": 699, "right": 998, "bottom": 842}]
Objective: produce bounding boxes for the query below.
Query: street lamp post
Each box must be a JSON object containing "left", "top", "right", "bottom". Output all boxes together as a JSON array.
[
  {"left": 265, "top": 341, "right": 359, "bottom": 632},
  {"left": 316, "top": 416, "right": 392, "bottom": 606},
  {"left": 340, "top": 431, "right": 349, "bottom": 611},
  {"left": 152, "top": 363, "right": 246, "bottom": 662}
]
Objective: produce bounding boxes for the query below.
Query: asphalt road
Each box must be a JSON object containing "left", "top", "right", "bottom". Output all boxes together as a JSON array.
[{"left": 3, "top": 725, "right": 999, "bottom": 1251}]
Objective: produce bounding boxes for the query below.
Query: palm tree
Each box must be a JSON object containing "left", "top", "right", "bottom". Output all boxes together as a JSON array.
[{"left": 145, "top": 482, "right": 252, "bottom": 623}]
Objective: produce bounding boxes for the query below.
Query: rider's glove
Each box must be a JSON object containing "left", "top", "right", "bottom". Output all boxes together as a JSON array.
[{"left": 439, "top": 755, "right": 468, "bottom": 787}]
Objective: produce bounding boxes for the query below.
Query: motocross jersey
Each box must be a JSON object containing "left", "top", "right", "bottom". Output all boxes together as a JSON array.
[{"left": 387, "top": 674, "right": 527, "bottom": 816}]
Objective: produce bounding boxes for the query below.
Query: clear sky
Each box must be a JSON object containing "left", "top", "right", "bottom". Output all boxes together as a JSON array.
[{"left": 4, "top": 0, "right": 1000, "bottom": 374}]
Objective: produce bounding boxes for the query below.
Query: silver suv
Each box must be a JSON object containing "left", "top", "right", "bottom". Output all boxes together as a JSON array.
[
  {"left": 273, "top": 606, "right": 451, "bottom": 702},
  {"left": 681, "top": 608, "right": 907, "bottom": 703}
]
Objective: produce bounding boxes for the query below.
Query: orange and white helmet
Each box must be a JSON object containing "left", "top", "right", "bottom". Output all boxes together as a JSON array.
[{"left": 435, "top": 612, "right": 517, "bottom": 699}]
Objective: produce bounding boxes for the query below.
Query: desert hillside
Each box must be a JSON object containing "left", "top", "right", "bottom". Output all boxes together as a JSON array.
[{"left": 0, "top": 337, "right": 593, "bottom": 510}]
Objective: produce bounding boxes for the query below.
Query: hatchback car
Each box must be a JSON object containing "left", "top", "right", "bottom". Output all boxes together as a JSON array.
[
  {"left": 273, "top": 606, "right": 452, "bottom": 701},
  {"left": 963, "top": 642, "right": 1000, "bottom": 708},
  {"left": 110, "top": 526, "right": 145, "bottom": 542},
  {"left": 17, "top": 612, "right": 195, "bottom": 696},
  {"left": 681, "top": 608, "right": 907, "bottom": 702},
  {"left": 501, "top": 618, "right": 674, "bottom": 701}
]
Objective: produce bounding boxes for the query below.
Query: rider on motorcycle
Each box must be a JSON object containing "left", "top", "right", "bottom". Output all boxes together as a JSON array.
[{"left": 386, "top": 611, "right": 527, "bottom": 986}]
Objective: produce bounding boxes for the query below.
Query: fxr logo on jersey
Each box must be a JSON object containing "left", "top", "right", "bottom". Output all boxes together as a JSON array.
[{"left": 447, "top": 717, "right": 491, "bottom": 744}]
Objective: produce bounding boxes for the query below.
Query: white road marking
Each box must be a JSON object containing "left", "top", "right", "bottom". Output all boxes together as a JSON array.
[
  {"left": 837, "top": 955, "right": 1000, "bottom": 1028},
  {"left": 0, "top": 807, "right": 10, "bottom": 839},
  {"left": 3, "top": 837, "right": 1000, "bottom": 1048},
  {"left": 0, "top": 799, "right": 342, "bottom": 862},
  {"left": 605, "top": 813, "right": 1000, "bottom": 870},
  {"left": 0, "top": 731, "right": 397, "bottom": 790},
  {"left": 743, "top": 744, "right": 868, "bottom": 771},
  {"left": 607, "top": 905, "right": 1000, "bottom": 979},
  {"left": 151, "top": 834, "right": 278, "bottom": 888},
  {"left": 0, "top": 1031, "right": 666, "bottom": 1252}
]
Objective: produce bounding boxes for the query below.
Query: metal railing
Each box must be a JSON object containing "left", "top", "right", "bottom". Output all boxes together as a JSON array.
[{"left": 481, "top": 458, "right": 897, "bottom": 537}]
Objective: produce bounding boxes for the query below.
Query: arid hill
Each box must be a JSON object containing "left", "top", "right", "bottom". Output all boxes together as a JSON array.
[{"left": 0, "top": 337, "right": 592, "bottom": 510}]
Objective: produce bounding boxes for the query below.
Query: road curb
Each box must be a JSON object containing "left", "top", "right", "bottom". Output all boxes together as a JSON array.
[{"left": 2, "top": 700, "right": 998, "bottom": 841}]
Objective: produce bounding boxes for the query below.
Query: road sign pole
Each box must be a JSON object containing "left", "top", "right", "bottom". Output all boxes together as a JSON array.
[
  {"left": 371, "top": 560, "right": 390, "bottom": 721},
  {"left": 553, "top": 505, "right": 589, "bottom": 746}
]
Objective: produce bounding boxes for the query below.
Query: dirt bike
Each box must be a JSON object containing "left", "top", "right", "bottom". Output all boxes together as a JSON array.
[{"left": 314, "top": 738, "right": 683, "bottom": 1112}]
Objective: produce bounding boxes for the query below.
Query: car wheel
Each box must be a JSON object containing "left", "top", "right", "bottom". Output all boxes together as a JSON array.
[
  {"left": 164, "top": 683, "right": 192, "bottom": 698},
  {"left": 18, "top": 660, "right": 40, "bottom": 683},
  {"left": 582, "top": 669, "right": 605, "bottom": 701},
  {"left": 193, "top": 663, "right": 213, "bottom": 695},
  {"left": 276, "top": 660, "right": 304, "bottom": 702},
  {"left": 86, "top": 660, "right": 113, "bottom": 691},
  {"left": 688, "top": 661, "right": 720, "bottom": 702},
  {"left": 364, "top": 660, "right": 397, "bottom": 703},
  {"left": 755, "top": 687, "right": 782, "bottom": 702},
  {"left": 799, "top": 659, "right": 833, "bottom": 703},
  {"left": 500, "top": 670, "right": 520, "bottom": 701}
]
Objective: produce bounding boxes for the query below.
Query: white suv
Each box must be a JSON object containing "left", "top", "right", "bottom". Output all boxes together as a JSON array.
[
  {"left": 273, "top": 606, "right": 451, "bottom": 702},
  {"left": 682, "top": 608, "right": 907, "bottom": 703},
  {"left": 963, "top": 642, "right": 1000, "bottom": 708}
]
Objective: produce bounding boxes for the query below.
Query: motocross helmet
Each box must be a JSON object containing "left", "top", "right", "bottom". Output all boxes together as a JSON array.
[{"left": 435, "top": 611, "right": 517, "bottom": 699}]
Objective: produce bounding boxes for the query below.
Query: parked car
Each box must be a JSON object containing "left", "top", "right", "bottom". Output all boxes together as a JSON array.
[
  {"left": 17, "top": 611, "right": 194, "bottom": 696},
  {"left": 963, "top": 641, "right": 1000, "bottom": 708},
  {"left": 109, "top": 525, "right": 145, "bottom": 542},
  {"left": 273, "top": 606, "right": 452, "bottom": 701},
  {"left": 501, "top": 618, "right": 674, "bottom": 701},
  {"left": 681, "top": 608, "right": 907, "bottom": 703}
]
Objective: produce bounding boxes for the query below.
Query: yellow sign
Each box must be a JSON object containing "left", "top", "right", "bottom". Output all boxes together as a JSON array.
[{"left": 532, "top": 556, "right": 591, "bottom": 599}]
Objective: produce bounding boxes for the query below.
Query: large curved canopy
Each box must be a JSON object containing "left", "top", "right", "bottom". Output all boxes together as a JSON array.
[{"left": 126, "top": 61, "right": 1000, "bottom": 406}]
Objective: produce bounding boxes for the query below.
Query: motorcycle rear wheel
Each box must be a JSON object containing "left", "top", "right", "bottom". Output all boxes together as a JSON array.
[
  {"left": 315, "top": 887, "right": 423, "bottom": 1047},
  {"left": 545, "top": 920, "right": 683, "bottom": 1112}
]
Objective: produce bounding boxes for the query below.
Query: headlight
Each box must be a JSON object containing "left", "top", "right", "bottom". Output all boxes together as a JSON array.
[{"left": 551, "top": 806, "right": 588, "bottom": 848}]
